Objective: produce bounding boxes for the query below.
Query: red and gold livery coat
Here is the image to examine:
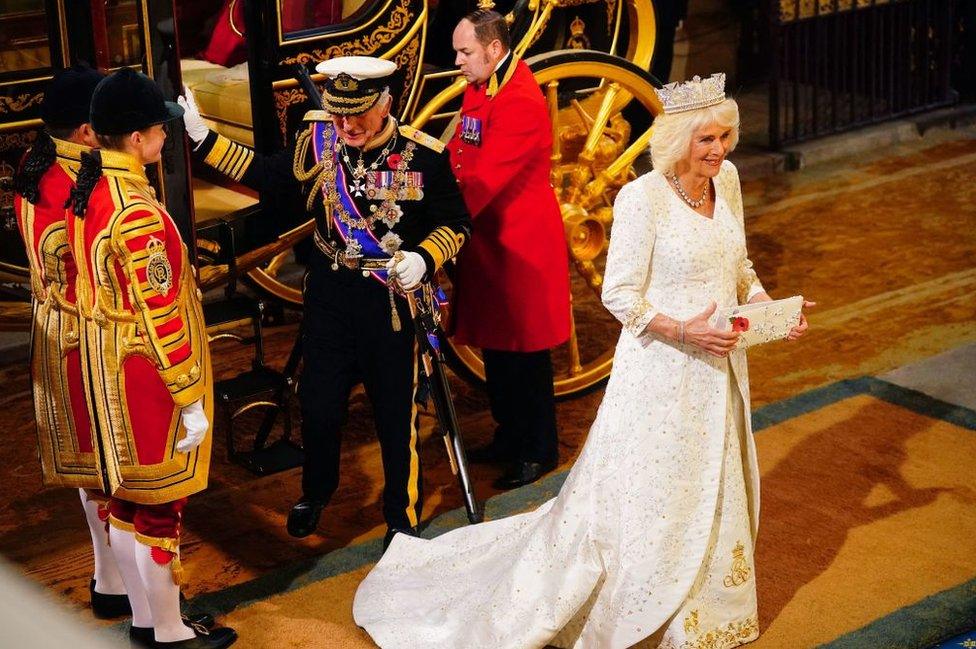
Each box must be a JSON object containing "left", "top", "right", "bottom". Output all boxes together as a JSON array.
[
  {"left": 15, "top": 138, "right": 102, "bottom": 489},
  {"left": 68, "top": 149, "right": 212, "bottom": 504},
  {"left": 448, "top": 56, "right": 571, "bottom": 352}
]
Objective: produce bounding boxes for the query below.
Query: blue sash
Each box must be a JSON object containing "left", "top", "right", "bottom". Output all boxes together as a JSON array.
[
  {"left": 309, "top": 121, "right": 449, "bottom": 327},
  {"left": 312, "top": 121, "right": 389, "bottom": 283}
]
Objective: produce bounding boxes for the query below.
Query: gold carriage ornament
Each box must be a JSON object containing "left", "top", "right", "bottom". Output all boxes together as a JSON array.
[{"left": 657, "top": 73, "right": 727, "bottom": 114}]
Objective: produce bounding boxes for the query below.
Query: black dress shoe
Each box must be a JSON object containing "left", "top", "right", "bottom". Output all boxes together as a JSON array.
[
  {"left": 129, "top": 626, "right": 154, "bottom": 648},
  {"left": 287, "top": 498, "right": 326, "bottom": 538},
  {"left": 466, "top": 441, "right": 518, "bottom": 464},
  {"left": 493, "top": 459, "right": 557, "bottom": 490},
  {"left": 382, "top": 526, "right": 419, "bottom": 552},
  {"left": 90, "top": 578, "right": 131, "bottom": 619},
  {"left": 152, "top": 625, "right": 238, "bottom": 648},
  {"left": 175, "top": 591, "right": 215, "bottom": 629},
  {"left": 182, "top": 611, "right": 215, "bottom": 631}
]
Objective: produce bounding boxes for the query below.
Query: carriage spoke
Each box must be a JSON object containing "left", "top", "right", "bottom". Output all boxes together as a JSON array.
[
  {"left": 546, "top": 81, "right": 563, "bottom": 180},
  {"left": 579, "top": 83, "right": 621, "bottom": 163}
]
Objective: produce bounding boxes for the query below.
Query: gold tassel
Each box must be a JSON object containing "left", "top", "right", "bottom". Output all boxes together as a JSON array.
[
  {"left": 389, "top": 286, "right": 402, "bottom": 332},
  {"left": 171, "top": 554, "right": 185, "bottom": 586}
]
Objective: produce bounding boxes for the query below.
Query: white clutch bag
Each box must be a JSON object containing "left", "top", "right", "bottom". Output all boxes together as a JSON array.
[{"left": 716, "top": 295, "right": 803, "bottom": 349}]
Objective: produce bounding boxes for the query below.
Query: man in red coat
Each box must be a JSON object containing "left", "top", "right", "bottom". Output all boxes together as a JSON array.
[{"left": 450, "top": 9, "right": 570, "bottom": 488}]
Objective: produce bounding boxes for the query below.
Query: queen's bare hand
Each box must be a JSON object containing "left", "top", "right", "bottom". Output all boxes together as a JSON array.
[
  {"left": 684, "top": 302, "right": 740, "bottom": 358},
  {"left": 787, "top": 300, "right": 816, "bottom": 340}
]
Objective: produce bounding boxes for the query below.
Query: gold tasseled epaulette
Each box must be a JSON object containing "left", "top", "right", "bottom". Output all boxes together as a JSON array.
[
  {"left": 398, "top": 125, "right": 445, "bottom": 154},
  {"left": 303, "top": 109, "right": 331, "bottom": 122}
]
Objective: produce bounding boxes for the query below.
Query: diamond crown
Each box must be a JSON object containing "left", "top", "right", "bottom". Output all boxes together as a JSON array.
[{"left": 656, "top": 73, "right": 727, "bottom": 114}]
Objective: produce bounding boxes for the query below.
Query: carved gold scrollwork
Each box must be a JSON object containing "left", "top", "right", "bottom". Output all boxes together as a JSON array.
[
  {"left": 275, "top": 88, "right": 310, "bottom": 146},
  {"left": 278, "top": 0, "right": 413, "bottom": 65},
  {"left": 393, "top": 36, "right": 421, "bottom": 115},
  {"left": 0, "top": 131, "right": 36, "bottom": 153},
  {"left": 0, "top": 92, "right": 44, "bottom": 114}
]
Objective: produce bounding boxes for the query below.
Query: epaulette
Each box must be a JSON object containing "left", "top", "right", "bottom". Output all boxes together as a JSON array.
[
  {"left": 398, "top": 125, "right": 445, "bottom": 153},
  {"left": 303, "top": 109, "right": 331, "bottom": 122}
]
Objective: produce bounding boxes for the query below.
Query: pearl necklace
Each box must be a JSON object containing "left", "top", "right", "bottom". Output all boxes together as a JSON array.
[{"left": 670, "top": 173, "right": 709, "bottom": 208}]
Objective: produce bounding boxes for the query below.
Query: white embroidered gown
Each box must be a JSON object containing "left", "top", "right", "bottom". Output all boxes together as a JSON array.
[{"left": 353, "top": 161, "right": 765, "bottom": 649}]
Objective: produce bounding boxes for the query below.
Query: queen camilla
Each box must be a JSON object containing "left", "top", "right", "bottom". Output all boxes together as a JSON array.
[{"left": 352, "top": 73, "right": 811, "bottom": 649}]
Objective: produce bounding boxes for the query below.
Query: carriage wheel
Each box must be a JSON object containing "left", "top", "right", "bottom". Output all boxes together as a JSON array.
[{"left": 413, "top": 50, "right": 663, "bottom": 400}]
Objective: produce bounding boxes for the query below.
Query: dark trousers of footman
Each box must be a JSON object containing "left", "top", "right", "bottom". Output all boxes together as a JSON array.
[
  {"left": 298, "top": 253, "right": 422, "bottom": 531},
  {"left": 483, "top": 348, "right": 558, "bottom": 464}
]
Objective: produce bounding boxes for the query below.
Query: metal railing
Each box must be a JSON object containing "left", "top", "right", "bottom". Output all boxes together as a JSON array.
[{"left": 768, "top": 0, "right": 957, "bottom": 148}]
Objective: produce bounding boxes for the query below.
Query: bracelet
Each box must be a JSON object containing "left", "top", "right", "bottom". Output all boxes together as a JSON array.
[{"left": 678, "top": 319, "right": 685, "bottom": 345}]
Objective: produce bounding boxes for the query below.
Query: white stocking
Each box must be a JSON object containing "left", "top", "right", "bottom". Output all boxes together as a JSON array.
[
  {"left": 134, "top": 542, "right": 194, "bottom": 642},
  {"left": 79, "top": 490, "right": 125, "bottom": 595},
  {"left": 107, "top": 525, "right": 153, "bottom": 628}
]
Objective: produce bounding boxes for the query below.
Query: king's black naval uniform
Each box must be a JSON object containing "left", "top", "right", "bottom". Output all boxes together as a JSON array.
[{"left": 194, "top": 113, "right": 471, "bottom": 539}]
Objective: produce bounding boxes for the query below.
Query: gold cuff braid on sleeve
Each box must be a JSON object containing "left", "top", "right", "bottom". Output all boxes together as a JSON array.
[
  {"left": 203, "top": 134, "right": 254, "bottom": 182},
  {"left": 158, "top": 353, "right": 205, "bottom": 407},
  {"left": 418, "top": 226, "right": 467, "bottom": 271}
]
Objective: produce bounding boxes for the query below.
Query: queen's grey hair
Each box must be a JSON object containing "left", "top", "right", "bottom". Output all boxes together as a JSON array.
[{"left": 650, "top": 98, "right": 740, "bottom": 176}]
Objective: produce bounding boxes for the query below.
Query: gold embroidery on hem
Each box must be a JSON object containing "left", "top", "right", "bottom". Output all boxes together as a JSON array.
[{"left": 663, "top": 615, "right": 759, "bottom": 649}]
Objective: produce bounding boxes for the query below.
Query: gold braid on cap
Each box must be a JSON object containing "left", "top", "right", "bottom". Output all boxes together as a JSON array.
[
  {"left": 322, "top": 72, "right": 382, "bottom": 116},
  {"left": 656, "top": 73, "right": 726, "bottom": 114}
]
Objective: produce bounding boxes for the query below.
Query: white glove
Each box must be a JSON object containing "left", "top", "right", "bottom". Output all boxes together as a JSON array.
[
  {"left": 177, "top": 87, "right": 209, "bottom": 145},
  {"left": 386, "top": 251, "right": 427, "bottom": 291},
  {"left": 176, "top": 399, "right": 208, "bottom": 453}
]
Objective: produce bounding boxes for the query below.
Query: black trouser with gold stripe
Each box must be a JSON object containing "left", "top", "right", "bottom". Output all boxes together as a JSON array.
[{"left": 298, "top": 252, "right": 421, "bottom": 531}]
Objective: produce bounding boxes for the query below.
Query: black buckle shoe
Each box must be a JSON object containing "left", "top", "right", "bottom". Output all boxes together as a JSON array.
[
  {"left": 382, "top": 526, "right": 419, "bottom": 552},
  {"left": 90, "top": 578, "right": 131, "bottom": 619},
  {"left": 287, "top": 498, "right": 326, "bottom": 538},
  {"left": 151, "top": 625, "right": 238, "bottom": 648},
  {"left": 493, "top": 459, "right": 557, "bottom": 490},
  {"left": 129, "top": 626, "right": 154, "bottom": 648}
]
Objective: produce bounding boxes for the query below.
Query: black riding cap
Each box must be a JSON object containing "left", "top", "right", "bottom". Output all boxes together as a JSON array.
[
  {"left": 90, "top": 68, "right": 184, "bottom": 135},
  {"left": 41, "top": 63, "right": 106, "bottom": 130}
]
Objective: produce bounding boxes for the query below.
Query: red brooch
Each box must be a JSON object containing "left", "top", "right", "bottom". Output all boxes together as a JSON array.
[
  {"left": 387, "top": 153, "right": 402, "bottom": 169},
  {"left": 730, "top": 316, "right": 750, "bottom": 332}
]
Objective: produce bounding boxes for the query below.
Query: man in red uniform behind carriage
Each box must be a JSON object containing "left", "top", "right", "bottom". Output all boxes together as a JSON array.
[{"left": 449, "top": 9, "right": 571, "bottom": 488}]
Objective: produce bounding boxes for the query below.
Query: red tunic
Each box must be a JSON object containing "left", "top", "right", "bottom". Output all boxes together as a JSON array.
[
  {"left": 69, "top": 149, "right": 212, "bottom": 505},
  {"left": 448, "top": 58, "right": 570, "bottom": 352},
  {"left": 15, "top": 138, "right": 101, "bottom": 489}
]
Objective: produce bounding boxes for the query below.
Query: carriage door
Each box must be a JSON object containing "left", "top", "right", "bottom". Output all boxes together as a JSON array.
[
  {"left": 0, "top": 0, "right": 81, "bottom": 282},
  {"left": 244, "top": 0, "right": 426, "bottom": 158},
  {"left": 82, "top": 0, "right": 196, "bottom": 255}
]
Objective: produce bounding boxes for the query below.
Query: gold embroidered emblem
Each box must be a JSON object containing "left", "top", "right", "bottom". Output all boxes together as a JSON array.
[
  {"left": 334, "top": 73, "right": 359, "bottom": 92},
  {"left": 145, "top": 236, "right": 173, "bottom": 296},
  {"left": 723, "top": 541, "right": 751, "bottom": 587},
  {"left": 683, "top": 610, "right": 700, "bottom": 635}
]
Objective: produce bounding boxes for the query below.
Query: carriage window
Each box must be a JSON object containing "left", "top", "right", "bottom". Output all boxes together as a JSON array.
[
  {"left": 279, "top": 0, "right": 375, "bottom": 38},
  {"left": 0, "top": 0, "right": 52, "bottom": 72},
  {"left": 103, "top": 0, "right": 144, "bottom": 67}
]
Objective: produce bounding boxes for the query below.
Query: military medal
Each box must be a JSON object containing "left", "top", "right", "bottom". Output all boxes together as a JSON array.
[
  {"left": 366, "top": 171, "right": 424, "bottom": 201},
  {"left": 349, "top": 177, "right": 366, "bottom": 197},
  {"left": 145, "top": 236, "right": 173, "bottom": 295},
  {"left": 460, "top": 115, "right": 482, "bottom": 146}
]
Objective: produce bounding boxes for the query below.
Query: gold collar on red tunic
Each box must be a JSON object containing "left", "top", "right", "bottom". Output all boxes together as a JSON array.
[
  {"left": 53, "top": 137, "right": 90, "bottom": 178},
  {"left": 99, "top": 149, "right": 150, "bottom": 186},
  {"left": 486, "top": 52, "right": 519, "bottom": 98}
]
